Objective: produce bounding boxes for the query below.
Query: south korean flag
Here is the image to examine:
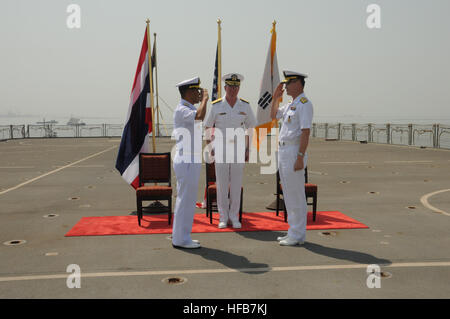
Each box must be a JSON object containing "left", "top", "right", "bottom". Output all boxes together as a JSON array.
[{"left": 256, "top": 29, "right": 280, "bottom": 125}]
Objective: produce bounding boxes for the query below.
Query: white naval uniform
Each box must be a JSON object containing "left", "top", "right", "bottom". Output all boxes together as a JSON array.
[
  {"left": 204, "top": 97, "right": 257, "bottom": 224},
  {"left": 276, "top": 93, "right": 313, "bottom": 242},
  {"left": 171, "top": 99, "right": 202, "bottom": 246}
]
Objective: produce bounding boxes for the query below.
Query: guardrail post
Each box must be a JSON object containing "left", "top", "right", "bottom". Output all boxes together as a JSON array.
[
  {"left": 312, "top": 123, "right": 316, "bottom": 138},
  {"left": 436, "top": 124, "right": 440, "bottom": 148},
  {"left": 9, "top": 125, "right": 13, "bottom": 139},
  {"left": 408, "top": 124, "right": 413, "bottom": 145},
  {"left": 325, "top": 123, "right": 329, "bottom": 139},
  {"left": 351, "top": 124, "right": 356, "bottom": 141},
  {"left": 432, "top": 124, "right": 436, "bottom": 148},
  {"left": 386, "top": 123, "right": 391, "bottom": 144},
  {"left": 368, "top": 124, "right": 372, "bottom": 143},
  {"left": 337, "top": 123, "right": 341, "bottom": 140}
]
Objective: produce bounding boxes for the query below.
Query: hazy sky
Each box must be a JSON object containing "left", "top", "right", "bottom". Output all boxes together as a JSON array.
[{"left": 1, "top": 0, "right": 450, "bottom": 124}]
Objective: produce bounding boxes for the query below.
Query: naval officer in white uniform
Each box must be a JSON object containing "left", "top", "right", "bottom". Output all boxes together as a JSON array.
[
  {"left": 172, "top": 77, "right": 208, "bottom": 249},
  {"left": 204, "top": 73, "right": 257, "bottom": 229},
  {"left": 271, "top": 71, "right": 314, "bottom": 246}
]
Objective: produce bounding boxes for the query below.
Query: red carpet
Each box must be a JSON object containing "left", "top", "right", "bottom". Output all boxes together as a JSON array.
[{"left": 65, "top": 211, "right": 368, "bottom": 237}]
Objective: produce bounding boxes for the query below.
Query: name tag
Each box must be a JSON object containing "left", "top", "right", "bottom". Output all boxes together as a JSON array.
[
  {"left": 290, "top": 106, "right": 296, "bottom": 111},
  {"left": 239, "top": 112, "right": 247, "bottom": 115},
  {"left": 219, "top": 112, "right": 227, "bottom": 115}
]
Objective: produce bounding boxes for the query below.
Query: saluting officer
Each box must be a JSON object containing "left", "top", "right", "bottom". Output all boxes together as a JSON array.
[
  {"left": 172, "top": 77, "right": 208, "bottom": 249},
  {"left": 271, "top": 71, "right": 314, "bottom": 246},
  {"left": 204, "top": 73, "right": 257, "bottom": 229}
]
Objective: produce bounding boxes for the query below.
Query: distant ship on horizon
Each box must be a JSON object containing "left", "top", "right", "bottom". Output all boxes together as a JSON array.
[
  {"left": 67, "top": 117, "right": 86, "bottom": 126},
  {"left": 36, "top": 119, "right": 58, "bottom": 125}
]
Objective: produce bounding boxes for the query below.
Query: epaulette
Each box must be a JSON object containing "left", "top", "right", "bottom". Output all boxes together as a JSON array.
[
  {"left": 212, "top": 98, "right": 223, "bottom": 105},
  {"left": 300, "top": 97, "right": 308, "bottom": 104},
  {"left": 240, "top": 98, "right": 249, "bottom": 104}
]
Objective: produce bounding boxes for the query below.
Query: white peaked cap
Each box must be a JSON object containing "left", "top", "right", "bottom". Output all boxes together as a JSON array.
[{"left": 176, "top": 77, "right": 201, "bottom": 88}]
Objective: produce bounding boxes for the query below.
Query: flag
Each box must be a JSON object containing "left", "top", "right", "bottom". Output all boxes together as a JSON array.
[
  {"left": 151, "top": 37, "right": 156, "bottom": 71},
  {"left": 212, "top": 44, "right": 219, "bottom": 101},
  {"left": 115, "top": 29, "right": 152, "bottom": 189},
  {"left": 254, "top": 23, "right": 280, "bottom": 151},
  {"left": 212, "top": 20, "right": 222, "bottom": 101},
  {"left": 151, "top": 35, "right": 156, "bottom": 93}
]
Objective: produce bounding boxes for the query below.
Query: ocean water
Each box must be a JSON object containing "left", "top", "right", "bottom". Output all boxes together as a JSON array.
[
  {"left": 313, "top": 115, "right": 450, "bottom": 126},
  {"left": 2, "top": 114, "right": 450, "bottom": 126},
  {"left": 0, "top": 116, "right": 125, "bottom": 126}
]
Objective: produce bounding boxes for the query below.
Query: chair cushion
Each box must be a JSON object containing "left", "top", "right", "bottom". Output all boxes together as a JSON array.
[
  {"left": 136, "top": 185, "right": 172, "bottom": 197},
  {"left": 305, "top": 183, "right": 318, "bottom": 195},
  {"left": 207, "top": 184, "right": 217, "bottom": 195}
]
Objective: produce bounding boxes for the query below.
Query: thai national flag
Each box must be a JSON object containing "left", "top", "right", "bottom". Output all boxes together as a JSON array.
[{"left": 115, "top": 29, "right": 152, "bottom": 189}]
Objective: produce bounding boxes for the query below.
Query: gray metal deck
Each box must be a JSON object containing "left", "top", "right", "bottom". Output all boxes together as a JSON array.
[{"left": 0, "top": 137, "right": 449, "bottom": 298}]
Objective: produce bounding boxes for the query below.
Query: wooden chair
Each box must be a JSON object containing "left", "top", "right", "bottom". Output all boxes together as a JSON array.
[
  {"left": 136, "top": 152, "right": 172, "bottom": 226},
  {"left": 205, "top": 162, "right": 243, "bottom": 224},
  {"left": 276, "top": 167, "right": 318, "bottom": 222}
]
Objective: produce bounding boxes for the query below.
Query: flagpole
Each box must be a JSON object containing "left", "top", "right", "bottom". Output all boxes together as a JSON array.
[
  {"left": 273, "top": 21, "right": 280, "bottom": 163},
  {"left": 146, "top": 19, "right": 156, "bottom": 152},
  {"left": 217, "top": 18, "right": 222, "bottom": 98},
  {"left": 154, "top": 32, "right": 160, "bottom": 137},
  {"left": 272, "top": 20, "right": 279, "bottom": 130},
  {"left": 271, "top": 20, "right": 276, "bottom": 77}
]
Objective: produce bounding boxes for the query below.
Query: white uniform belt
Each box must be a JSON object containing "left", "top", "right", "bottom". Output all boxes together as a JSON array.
[
  {"left": 279, "top": 140, "right": 300, "bottom": 146},
  {"left": 176, "top": 152, "right": 202, "bottom": 156},
  {"left": 215, "top": 139, "right": 244, "bottom": 144}
]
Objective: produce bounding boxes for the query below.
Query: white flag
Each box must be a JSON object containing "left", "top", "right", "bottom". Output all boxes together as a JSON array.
[{"left": 254, "top": 24, "right": 280, "bottom": 150}]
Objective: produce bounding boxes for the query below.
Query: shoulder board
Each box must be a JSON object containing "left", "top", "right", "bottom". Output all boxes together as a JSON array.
[
  {"left": 300, "top": 97, "right": 308, "bottom": 104},
  {"left": 212, "top": 98, "right": 223, "bottom": 105},
  {"left": 240, "top": 98, "right": 249, "bottom": 104}
]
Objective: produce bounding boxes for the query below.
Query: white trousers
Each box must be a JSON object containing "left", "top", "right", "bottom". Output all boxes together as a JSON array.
[
  {"left": 215, "top": 162, "right": 244, "bottom": 223},
  {"left": 278, "top": 145, "right": 308, "bottom": 242},
  {"left": 172, "top": 161, "right": 201, "bottom": 246}
]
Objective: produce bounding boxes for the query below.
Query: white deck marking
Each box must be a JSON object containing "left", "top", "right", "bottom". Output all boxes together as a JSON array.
[
  {"left": 51, "top": 165, "right": 106, "bottom": 168},
  {"left": 420, "top": 189, "right": 450, "bottom": 216},
  {"left": 384, "top": 160, "right": 433, "bottom": 163},
  {"left": 0, "top": 145, "right": 117, "bottom": 196},
  {"left": 0, "top": 261, "right": 449, "bottom": 283},
  {"left": 320, "top": 161, "right": 369, "bottom": 164}
]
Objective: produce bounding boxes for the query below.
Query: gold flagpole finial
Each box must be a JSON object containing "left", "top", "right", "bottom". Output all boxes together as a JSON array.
[
  {"left": 146, "top": 18, "right": 150, "bottom": 24},
  {"left": 217, "top": 18, "right": 221, "bottom": 24}
]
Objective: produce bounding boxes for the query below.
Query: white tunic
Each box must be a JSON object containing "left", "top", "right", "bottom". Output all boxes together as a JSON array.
[
  {"left": 173, "top": 99, "right": 203, "bottom": 164},
  {"left": 204, "top": 97, "right": 257, "bottom": 163},
  {"left": 277, "top": 93, "right": 313, "bottom": 144}
]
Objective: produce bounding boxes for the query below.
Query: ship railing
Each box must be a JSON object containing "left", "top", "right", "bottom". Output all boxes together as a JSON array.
[{"left": 1, "top": 123, "right": 449, "bottom": 150}]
